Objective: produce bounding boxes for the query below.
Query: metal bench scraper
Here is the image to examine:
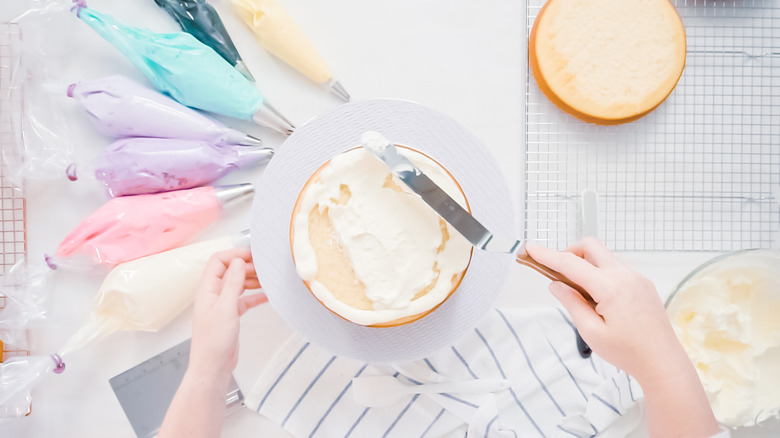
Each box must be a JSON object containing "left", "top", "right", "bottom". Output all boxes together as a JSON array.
[{"left": 109, "top": 339, "right": 244, "bottom": 438}]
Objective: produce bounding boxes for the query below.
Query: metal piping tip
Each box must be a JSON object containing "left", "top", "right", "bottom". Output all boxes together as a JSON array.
[
  {"left": 234, "top": 229, "right": 252, "bottom": 247},
  {"left": 231, "top": 229, "right": 252, "bottom": 248},
  {"left": 236, "top": 145, "right": 274, "bottom": 166},
  {"left": 235, "top": 60, "right": 256, "bottom": 83},
  {"left": 225, "top": 130, "right": 263, "bottom": 147},
  {"left": 264, "top": 101, "right": 296, "bottom": 131},
  {"left": 252, "top": 102, "right": 296, "bottom": 136},
  {"left": 328, "top": 79, "right": 351, "bottom": 102},
  {"left": 244, "top": 134, "right": 264, "bottom": 146},
  {"left": 214, "top": 183, "right": 255, "bottom": 208}
]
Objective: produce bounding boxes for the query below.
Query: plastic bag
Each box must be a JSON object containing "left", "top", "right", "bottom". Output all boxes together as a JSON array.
[
  {"left": 67, "top": 137, "right": 272, "bottom": 197},
  {"left": 66, "top": 75, "right": 264, "bottom": 146},
  {"left": 46, "top": 184, "right": 253, "bottom": 270},
  {"left": 61, "top": 231, "right": 252, "bottom": 354},
  {"left": 0, "top": 260, "right": 50, "bottom": 346},
  {"left": 0, "top": 231, "right": 254, "bottom": 418},
  {"left": 153, "top": 0, "right": 254, "bottom": 81},
  {"left": 4, "top": 0, "right": 79, "bottom": 183},
  {"left": 0, "top": 355, "right": 64, "bottom": 418},
  {"left": 73, "top": 3, "right": 263, "bottom": 121}
]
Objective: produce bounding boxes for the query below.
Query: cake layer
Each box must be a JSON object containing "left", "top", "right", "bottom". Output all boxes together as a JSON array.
[
  {"left": 530, "top": 0, "right": 686, "bottom": 124},
  {"left": 290, "top": 146, "right": 472, "bottom": 326}
]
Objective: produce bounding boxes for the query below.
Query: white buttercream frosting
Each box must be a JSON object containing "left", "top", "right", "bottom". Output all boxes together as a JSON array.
[
  {"left": 667, "top": 252, "right": 780, "bottom": 428},
  {"left": 360, "top": 130, "right": 389, "bottom": 154},
  {"left": 292, "top": 146, "right": 472, "bottom": 325}
]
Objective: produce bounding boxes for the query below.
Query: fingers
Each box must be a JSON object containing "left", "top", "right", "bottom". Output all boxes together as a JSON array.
[
  {"left": 200, "top": 248, "right": 256, "bottom": 295},
  {"left": 549, "top": 282, "right": 604, "bottom": 337},
  {"left": 202, "top": 248, "right": 253, "bottom": 279},
  {"left": 238, "top": 293, "right": 268, "bottom": 316},
  {"left": 525, "top": 242, "right": 610, "bottom": 301},
  {"left": 244, "top": 278, "right": 262, "bottom": 290},
  {"left": 244, "top": 261, "right": 259, "bottom": 279},
  {"left": 220, "top": 258, "right": 247, "bottom": 305},
  {"left": 566, "top": 237, "right": 621, "bottom": 268},
  {"left": 200, "top": 255, "right": 230, "bottom": 296}
]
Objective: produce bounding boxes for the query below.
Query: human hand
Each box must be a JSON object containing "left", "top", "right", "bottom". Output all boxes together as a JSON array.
[
  {"left": 526, "top": 238, "right": 720, "bottom": 437},
  {"left": 159, "top": 248, "right": 266, "bottom": 438},
  {"left": 189, "top": 248, "right": 267, "bottom": 385},
  {"left": 525, "top": 238, "right": 684, "bottom": 383}
]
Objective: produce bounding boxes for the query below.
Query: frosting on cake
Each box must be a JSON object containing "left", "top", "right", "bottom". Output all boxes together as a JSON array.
[{"left": 291, "top": 146, "right": 472, "bottom": 326}]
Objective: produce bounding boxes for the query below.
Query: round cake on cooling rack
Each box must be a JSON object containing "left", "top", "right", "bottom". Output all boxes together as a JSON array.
[
  {"left": 289, "top": 146, "right": 473, "bottom": 327},
  {"left": 529, "top": 0, "right": 686, "bottom": 124}
]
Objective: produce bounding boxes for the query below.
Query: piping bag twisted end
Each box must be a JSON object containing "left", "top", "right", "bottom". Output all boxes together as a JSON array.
[
  {"left": 44, "top": 254, "right": 57, "bottom": 270},
  {"left": 65, "top": 163, "right": 78, "bottom": 181},
  {"left": 50, "top": 354, "right": 66, "bottom": 374},
  {"left": 70, "top": 0, "right": 87, "bottom": 17}
]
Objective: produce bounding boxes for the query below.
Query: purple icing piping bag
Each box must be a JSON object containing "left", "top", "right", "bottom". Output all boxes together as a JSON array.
[
  {"left": 68, "top": 75, "right": 262, "bottom": 147},
  {"left": 66, "top": 137, "right": 273, "bottom": 197}
]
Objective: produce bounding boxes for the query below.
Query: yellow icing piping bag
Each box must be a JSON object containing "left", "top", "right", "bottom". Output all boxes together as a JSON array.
[{"left": 229, "top": 0, "right": 350, "bottom": 101}]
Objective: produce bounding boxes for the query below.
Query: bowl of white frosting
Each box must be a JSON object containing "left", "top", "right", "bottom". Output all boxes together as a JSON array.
[{"left": 666, "top": 249, "right": 780, "bottom": 429}]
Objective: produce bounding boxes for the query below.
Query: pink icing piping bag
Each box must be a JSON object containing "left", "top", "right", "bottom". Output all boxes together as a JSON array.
[
  {"left": 50, "top": 184, "right": 254, "bottom": 268},
  {"left": 65, "top": 137, "right": 272, "bottom": 197},
  {"left": 68, "top": 75, "right": 263, "bottom": 147}
]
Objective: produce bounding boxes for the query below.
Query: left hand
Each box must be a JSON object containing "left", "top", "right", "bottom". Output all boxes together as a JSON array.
[{"left": 189, "top": 248, "right": 267, "bottom": 383}]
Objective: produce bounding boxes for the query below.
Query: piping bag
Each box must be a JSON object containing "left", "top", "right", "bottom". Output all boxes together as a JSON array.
[
  {"left": 67, "top": 75, "right": 263, "bottom": 146},
  {"left": 230, "top": 0, "right": 350, "bottom": 101},
  {"left": 46, "top": 183, "right": 254, "bottom": 270},
  {"left": 65, "top": 137, "right": 273, "bottom": 197},
  {"left": 71, "top": 1, "right": 295, "bottom": 135},
  {"left": 0, "top": 231, "right": 263, "bottom": 417},
  {"left": 60, "top": 230, "right": 257, "bottom": 354},
  {"left": 152, "top": 0, "right": 256, "bottom": 82}
]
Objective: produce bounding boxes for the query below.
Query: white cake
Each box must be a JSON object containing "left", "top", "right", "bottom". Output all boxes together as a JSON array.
[
  {"left": 290, "top": 146, "right": 472, "bottom": 327},
  {"left": 530, "top": 0, "right": 686, "bottom": 124}
]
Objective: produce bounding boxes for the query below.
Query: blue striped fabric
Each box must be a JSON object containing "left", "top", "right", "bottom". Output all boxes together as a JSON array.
[{"left": 245, "top": 308, "right": 646, "bottom": 438}]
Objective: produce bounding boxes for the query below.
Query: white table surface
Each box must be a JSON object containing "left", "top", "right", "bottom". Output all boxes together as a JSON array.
[{"left": 2, "top": 0, "right": 778, "bottom": 436}]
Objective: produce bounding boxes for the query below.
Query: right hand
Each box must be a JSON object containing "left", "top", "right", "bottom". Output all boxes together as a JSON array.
[{"left": 526, "top": 237, "right": 685, "bottom": 382}]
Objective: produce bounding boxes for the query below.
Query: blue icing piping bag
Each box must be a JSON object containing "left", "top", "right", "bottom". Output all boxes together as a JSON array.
[{"left": 72, "top": 1, "right": 294, "bottom": 135}]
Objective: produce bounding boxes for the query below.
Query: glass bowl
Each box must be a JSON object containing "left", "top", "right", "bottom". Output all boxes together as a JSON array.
[
  {"left": 665, "top": 248, "right": 780, "bottom": 429},
  {"left": 666, "top": 249, "right": 780, "bottom": 308}
]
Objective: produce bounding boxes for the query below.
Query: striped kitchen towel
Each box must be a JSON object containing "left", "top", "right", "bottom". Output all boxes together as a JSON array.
[{"left": 245, "top": 307, "right": 647, "bottom": 438}]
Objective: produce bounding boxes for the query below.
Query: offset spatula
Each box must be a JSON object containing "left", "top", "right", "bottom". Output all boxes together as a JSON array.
[{"left": 361, "top": 131, "right": 593, "bottom": 358}]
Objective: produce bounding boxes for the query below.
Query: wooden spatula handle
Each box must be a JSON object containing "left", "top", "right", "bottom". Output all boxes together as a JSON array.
[
  {"left": 515, "top": 250, "right": 597, "bottom": 308},
  {"left": 515, "top": 248, "right": 595, "bottom": 359}
]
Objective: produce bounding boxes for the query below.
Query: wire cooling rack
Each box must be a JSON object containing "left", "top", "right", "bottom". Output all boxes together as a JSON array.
[
  {"left": 524, "top": 0, "right": 780, "bottom": 252},
  {"left": 0, "top": 22, "right": 29, "bottom": 364},
  {"left": 0, "top": 23, "right": 24, "bottom": 274}
]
